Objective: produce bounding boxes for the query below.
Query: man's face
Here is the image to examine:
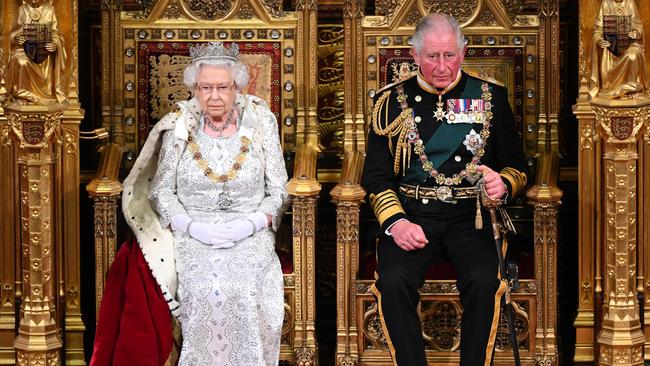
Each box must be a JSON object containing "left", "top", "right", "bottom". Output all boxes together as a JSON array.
[
  {"left": 195, "top": 65, "right": 236, "bottom": 122},
  {"left": 412, "top": 28, "right": 465, "bottom": 89},
  {"left": 30, "top": 0, "right": 41, "bottom": 7}
]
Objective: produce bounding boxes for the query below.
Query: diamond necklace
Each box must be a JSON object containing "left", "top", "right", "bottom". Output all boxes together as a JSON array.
[{"left": 204, "top": 108, "right": 235, "bottom": 135}]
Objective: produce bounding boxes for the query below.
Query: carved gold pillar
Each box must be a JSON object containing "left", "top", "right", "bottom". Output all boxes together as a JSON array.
[
  {"left": 572, "top": 16, "right": 600, "bottom": 361},
  {"left": 60, "top": 106, "right": 86, "bottom": 365},
  {"left": 527, "top": 151, "right": 562, "bottom": 366},
  {"left": 644, "top": 111, "right": 650, "bottom": 361},
  {"left": 287, "top": 145, "right": 321, "bottom": 366},
  {"left": 573, "top": 97, "right": 598, "bottom": 363},
  {"left": 331, "top": 152, "right": 364, "bottom": 366},
  {"left": 342, "top": 0, "right": 365, "bottom": 156},
  {"left": 101, "top": 0, "right": 124, "bottom": 147},
  {"left": 295, "top": 0, "right": 320, "bottom": 149},
  {"left": 5, "top": 104, "right": 64, "bottom": 365},
  {"left": 86, "top": 144, "right": 123, "bottom": 317},
  {"left": 0, "top": 110, "right": 18, "bottom": 364},
  {"left": 593, "top": 98, "right": 648, "bottom": 366},
  {"left": 537, "top": 0, "right": 561, "bottom": 153}
]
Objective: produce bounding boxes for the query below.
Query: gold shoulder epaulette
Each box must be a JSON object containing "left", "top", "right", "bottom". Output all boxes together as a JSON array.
[
  {"left": 370, "top": 86, "right": 412, "bottom": 176},
  {"left": 464, "top": 69, "right": 505, "bottom": 87},
  {"left": 376, "top": 77, "right": 409, "bottom": 95}
]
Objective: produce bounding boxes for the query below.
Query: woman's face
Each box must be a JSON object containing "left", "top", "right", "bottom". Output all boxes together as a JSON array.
[{"left": 195, "top": 65, "right": 236, "bottom": 122}]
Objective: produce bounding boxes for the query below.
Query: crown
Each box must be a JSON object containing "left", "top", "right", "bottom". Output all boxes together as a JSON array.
[{"left": 189, "top": 42, "right": 239, "bottom": 63}]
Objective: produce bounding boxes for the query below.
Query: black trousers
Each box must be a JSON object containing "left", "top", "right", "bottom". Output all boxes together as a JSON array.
[{"left": 372, "top": 198, "right": 501, "bottom": 366}]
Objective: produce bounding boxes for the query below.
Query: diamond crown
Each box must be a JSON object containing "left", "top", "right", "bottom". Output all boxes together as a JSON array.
[{"left": 189, "top": 42, "right": 239, "bottom": 63}]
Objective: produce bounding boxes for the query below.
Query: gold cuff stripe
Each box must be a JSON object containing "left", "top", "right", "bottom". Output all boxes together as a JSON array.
[
  {"left": 373, "top": 194, "right": 399, "bottom": 212},
  {"left": 370, "top": 190, "right": 405, "bottom": 226},
  {"left": 370, "top": 190, "right": 399, "bottom": 208},
  {"left": 376, "top": 205, "right": 405, "bottom": 227},
  {"left": 500, "top": 167, "right": 528, "bottom": 197}
]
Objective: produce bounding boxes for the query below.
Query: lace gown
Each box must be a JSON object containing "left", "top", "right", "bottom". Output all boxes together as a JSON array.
[{"left": 149, "top": 108, "right": 288, "bottom": 365}]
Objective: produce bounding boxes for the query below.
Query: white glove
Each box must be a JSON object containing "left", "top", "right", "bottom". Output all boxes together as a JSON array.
[
  {"left": 170, "top": 214, "right": 236, "bottom": 248},
  {"left": 219, "top": 212, "right": 269, "bottom": 242},
  {"left": 170, "top": 214, "right": 192, "bottom": 232}
]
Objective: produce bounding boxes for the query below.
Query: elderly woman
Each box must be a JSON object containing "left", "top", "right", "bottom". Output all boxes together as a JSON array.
[{"left": 116, "top": 42, "right": 289, "bottom": 365}]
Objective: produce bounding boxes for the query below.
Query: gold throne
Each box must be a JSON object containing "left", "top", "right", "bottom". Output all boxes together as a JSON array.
[
  {"left": 332, "top": 1, "right": 563, "bottom": 365},
  {"left": 89, "top": 0, "right": 321, "bottom": 363}
]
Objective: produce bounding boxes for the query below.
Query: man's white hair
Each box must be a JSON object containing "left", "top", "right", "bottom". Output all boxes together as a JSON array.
[{"left": 412, "top": 13, "right": 465, "bottom": 53}]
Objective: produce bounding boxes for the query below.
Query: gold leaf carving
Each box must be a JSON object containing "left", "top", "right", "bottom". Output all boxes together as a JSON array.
[
  {"left": 182, "top": 0, "right": 232, "bottom": 20},
  {"left": 476, "top": 8, "right": 497, "bottom": 26},
  {"left": 262, "top": 0, "right": 285, "bottom": 18},
  {"left": 370, "top": 0, "right": 403, "bottom": 26},
  {"left": 162, "top": 0, "right": 183, "bottom": 19},
  {"left": 238, "top": 2, "right": 255, "bottom": 19},
  {"left": 423, "top": 0, "right": 477, "bottom": 23}
]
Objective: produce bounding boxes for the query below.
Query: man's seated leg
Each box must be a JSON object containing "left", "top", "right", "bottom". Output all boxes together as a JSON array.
[
  {"left": 372, "top": 232, "right": 440, "bottom": 366},
  {"left": 445, "top": 218, "right": 500, "bottom": 365}
]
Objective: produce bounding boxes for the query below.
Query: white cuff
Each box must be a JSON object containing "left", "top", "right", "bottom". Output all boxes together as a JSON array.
[{"left": 385, "top": 218, "right": 408, "bottom": 236}]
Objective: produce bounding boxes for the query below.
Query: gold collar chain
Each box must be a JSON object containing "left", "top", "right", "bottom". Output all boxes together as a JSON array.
[
  {"left": 187, "top": 133, "right": 251, "bottom": 183},
  {"left": 396, "top": 81, "right": 493, "bottom": 186}
]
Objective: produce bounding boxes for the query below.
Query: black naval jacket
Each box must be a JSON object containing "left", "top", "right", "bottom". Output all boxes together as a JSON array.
[{"left": 362, "top": 71, "right": 529, "bottom": 232}]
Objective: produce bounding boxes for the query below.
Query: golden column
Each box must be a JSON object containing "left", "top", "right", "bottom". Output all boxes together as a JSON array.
[
  {"left": 331, "top": 152, "right": 364, "bottom": 366},
  {"left": 5, "top": 104, "right": 64, "bottom": 365},
  {"left": 0, "top": 110, "right": 18, "bottom": 364},
  {"left": 592, "top": 98, "right": 648, "bottom": 365},
  {"left": 287, "top": 145, "right": 321, "bottom": 366},
  {"left": 527, "top": 151, "right": 563, "bottom": 365},
  {"left": 86, "top": 144, "right": 123, "bottom": 317}
]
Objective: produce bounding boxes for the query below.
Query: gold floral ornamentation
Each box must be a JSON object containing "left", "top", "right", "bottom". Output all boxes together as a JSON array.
[
  {"left": 187, "top": 135, "right": 251, "bottom": 184},
  {"left": 182, "top": 0, "right": 231, "bottom": 20},
  {"left": 423, "top": 0, "right": 477, "bottom": 23},
  {"left": 237, "top": 2, "right": 255, "bottom": 19},
  {"left": 162, "top": 0, "right": 182, "bottom": 18}
]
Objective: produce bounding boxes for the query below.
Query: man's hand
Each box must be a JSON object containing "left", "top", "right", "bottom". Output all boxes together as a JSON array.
[
  {"left": 389, "top": 220, "right": 428, "bottom": 251},
  {"left": 477, "top": 165, "right": 507, "bottom": 199},
  {"left": 629, "top": 30, "right": 640, "bottom": 39}
]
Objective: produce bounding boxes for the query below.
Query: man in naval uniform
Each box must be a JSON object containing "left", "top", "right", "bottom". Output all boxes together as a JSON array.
[{"left": 362, "top": 13, "right": 528, "bottom": 366}]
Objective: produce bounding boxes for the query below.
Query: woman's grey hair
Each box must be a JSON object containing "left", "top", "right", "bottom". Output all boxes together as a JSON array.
[
  {"left": 183, "top": 60, "right": 250, "bottom": 91},
  {"left": 412, "top": 13, "right": 465, "bottom": 53}
]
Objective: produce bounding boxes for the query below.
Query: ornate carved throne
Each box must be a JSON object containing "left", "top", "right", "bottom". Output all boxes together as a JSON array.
[
  {"left": 332, "top": 0, "right": 563, "bottom": 365},
  {"left": 90, "top": 0, "right": 321, "bottom": 363}
]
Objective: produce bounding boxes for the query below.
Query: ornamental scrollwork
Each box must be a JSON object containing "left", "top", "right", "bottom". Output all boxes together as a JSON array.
[
  {"left": 162, "top": 0, "right": 183, "bottom": 18},
  {"left": 262, "top": 0, "right": 285, "bottom": 18},
  {"left": 182, "top": 0, "right": 232, "bottom": 20},
  {"left": 423, "top": 0, "right": 477, "bottom": 23},
  {"left": 370, "top": 0, "right": 403, "bottom": 26},
  {"left": 362, "top": 302, "right": 390, "bottom": 351},
  {"left": 294, "top": 346, "right": 316, "bottom": 366}
]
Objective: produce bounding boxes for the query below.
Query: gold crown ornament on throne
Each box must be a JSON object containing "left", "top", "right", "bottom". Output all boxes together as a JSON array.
[{"left": 189, "top": 42, "right": 240, "bottom": 63}]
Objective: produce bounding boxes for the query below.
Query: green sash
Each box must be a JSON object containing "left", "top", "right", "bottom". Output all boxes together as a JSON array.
[{"left": 404, "top": 77, "right": 486, "bottom": 184}]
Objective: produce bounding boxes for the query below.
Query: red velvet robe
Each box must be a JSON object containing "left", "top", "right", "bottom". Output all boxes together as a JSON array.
[{"left": 90, "top": 239, "right": 173, "bottom": 366}]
